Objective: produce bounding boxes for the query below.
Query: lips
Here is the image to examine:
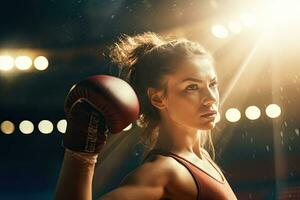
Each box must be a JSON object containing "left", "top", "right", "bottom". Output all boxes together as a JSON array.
[{"left": 200, "top": 111, "right": 217, "bottom": 117}]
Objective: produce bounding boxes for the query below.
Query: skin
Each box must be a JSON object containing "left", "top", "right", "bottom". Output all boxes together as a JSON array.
[
  {"left": 54, "top": 56, "right": 223, "bottom": 200},
  {"left": 113, "top": 56, "right": 222, "bottom": 199},
  {"left": 149, "top": 56, "right": 219, "bottom": 159}
]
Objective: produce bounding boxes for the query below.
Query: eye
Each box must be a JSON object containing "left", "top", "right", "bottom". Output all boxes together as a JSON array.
[
  {"left": 210, "top": 81, "right": 218, "bottom": 88},
  {"left": 186, "top": 84, "right": 199, "bottom": 91}
]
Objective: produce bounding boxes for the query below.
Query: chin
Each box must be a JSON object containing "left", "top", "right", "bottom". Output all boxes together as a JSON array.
[{"left": 197, "top": 122, "right": 215, "bottom": 130}]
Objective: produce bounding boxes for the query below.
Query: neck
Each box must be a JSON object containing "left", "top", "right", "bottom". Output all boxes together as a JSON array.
[{"left": 152, "top": 118, "right": 205, "bottom": 160}]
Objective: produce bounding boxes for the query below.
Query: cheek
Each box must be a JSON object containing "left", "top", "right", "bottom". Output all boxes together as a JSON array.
[{"left": 166, "top": 91, "right": 200, "bottom": 121}]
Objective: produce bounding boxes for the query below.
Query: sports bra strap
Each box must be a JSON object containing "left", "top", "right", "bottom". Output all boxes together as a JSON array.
[{"left": 142, "top": 148, "right": 202, "bottom": 200}]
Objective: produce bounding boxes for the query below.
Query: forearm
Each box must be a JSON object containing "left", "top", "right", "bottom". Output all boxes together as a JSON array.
[
  {"left": 54, "top": 149, "right": 98, "bottom": 200},
  {"left": 55, "top": 75, "right": 139, "bottom": 200}
]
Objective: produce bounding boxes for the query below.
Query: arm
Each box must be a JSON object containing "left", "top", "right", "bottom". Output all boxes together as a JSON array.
[
  {"left": 55, "top": 150, "right": 170, "bottom": 200},
  {"left": 54, "top": 75, "right": 140, "bottom": 200},
  {"left": 98, "top": 161, "right": 170, "bottom": 200},
  {"left": 54, "top": 150, "right": 97, "bottom": 200}
]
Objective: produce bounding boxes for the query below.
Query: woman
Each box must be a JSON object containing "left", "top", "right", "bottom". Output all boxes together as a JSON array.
[{"left": 55, "top": 32, "right": 237, "bottom": 200}]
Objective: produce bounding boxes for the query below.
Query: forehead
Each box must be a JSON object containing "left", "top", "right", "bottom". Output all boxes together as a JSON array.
[{"left": 167, "top": 57, "right": 217, "bottom": 84}]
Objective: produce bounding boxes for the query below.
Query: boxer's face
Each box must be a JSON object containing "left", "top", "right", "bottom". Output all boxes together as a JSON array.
[{"left": 159, "top": 56, "right": 219, "bottom": 130}]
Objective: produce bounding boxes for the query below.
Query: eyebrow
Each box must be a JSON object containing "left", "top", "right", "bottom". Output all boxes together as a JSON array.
[{"left": 181, "top": 77, "right": 217, "bottom": 83}]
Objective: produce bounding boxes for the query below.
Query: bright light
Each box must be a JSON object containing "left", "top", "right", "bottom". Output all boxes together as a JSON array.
[
  {"left": 245, "top": 106, "right": 261, "bottom": 120},
  {"left": 19, "top": 120, "right": 34, "bottom": 134},
  {"left": 240, "top": 13, "right": 257, "bottom": 27},
  {"left": 123, "top": 123, "right": 132, "bottom": 131},
  {"left": 266, "top": 104, "right": 281, "bottom": 118},
  {"left": 34, "top": 56, "right": 49, "bottom": 71},
  {"left": 15, "top": 56, "right": 32, "bottom": 70},
  {"left": 227, "top": 21, "right": 242, "bottom": 34},
  {"left": 225, "top": 108, "right": 241, "bottom": 122},
  {"left": 0, "top": 56, "right": 14, "bottom": 71},
  {"left": 211, "top": 24, "right": 229, "bottom": 38},
  {"left": 255, "top": 0, "right": 300, "bottom": 45},
  {"left": 266, "top": 0, "right": 300, "bottom": 24},
  {"left": 1, "top": 121, "right": 15, "bottom": 134},
  {"left": 57, "top": 119, "right": 67, "bottom": 133},
  {"left": 38, "top": 120, "right": 53, "bottom": 134}
]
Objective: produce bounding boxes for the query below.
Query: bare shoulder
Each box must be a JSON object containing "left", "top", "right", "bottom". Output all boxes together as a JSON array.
[
  {"left": 140, "top": 154, "right": 198, "bottom": 200},
  {"left": 98, "top": 155, "right": 177, "bottom": 200},
  {"left": 120, "top": 154, "right": 176, "bottom": 186},
  {"left": 99, "top": 154, "right": 198, "bottom": 200}
]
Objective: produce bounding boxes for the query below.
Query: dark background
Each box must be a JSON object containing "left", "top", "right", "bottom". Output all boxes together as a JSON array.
[{"left": 0, "top": 0, "right": 300, "bottom": 199}]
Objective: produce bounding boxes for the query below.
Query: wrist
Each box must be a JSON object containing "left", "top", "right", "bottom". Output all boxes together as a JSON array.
[{"left": 65, "top": 148, "right": 98, "bottom": 165}]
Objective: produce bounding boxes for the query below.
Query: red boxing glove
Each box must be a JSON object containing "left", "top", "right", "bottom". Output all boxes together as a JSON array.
[{"left": 63, "top": 75, "right": 140, "bottom": 153}]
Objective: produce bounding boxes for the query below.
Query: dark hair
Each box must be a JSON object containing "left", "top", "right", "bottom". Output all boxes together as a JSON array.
[{"left": 107, "top": 32, "right": 216, "bottom": 160}]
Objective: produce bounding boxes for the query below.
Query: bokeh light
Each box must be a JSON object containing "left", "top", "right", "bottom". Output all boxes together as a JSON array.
[
  {"left": 225, "top": 108, "right": 241, "bottom": 122},
  {"left": 34, "top": 56, "right": 49, "bottom": 71},
  {"left": 15, "top": 56, "right": 32, "bottom": 70},
  {"left": 1, "top": 121, "right": 15, "bottom": 134},
  {"left": 0, "top": 55, "right": 14, "bottom": 71},
  {"left": 57, "top": 119, "right": 67, "bottom": 134},
  {"left": 19, "top": 120, "right": 34, "bottom": 134},
  {"left": 38, "top": 120, "right": 53, "bottom": 134},
  {"left": 211, "top": 24, "right": 229, "bottom": 38},
  {"left": 266, "top": 104, "right": 281, "bottom": 118},
  {"left": 245, "top": 106, "right": 261, "bottom": 120}
]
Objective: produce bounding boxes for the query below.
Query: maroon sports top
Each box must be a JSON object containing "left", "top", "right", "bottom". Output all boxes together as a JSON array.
[{"left": 144, "top": 149, "right": 237, "bottom": 200}]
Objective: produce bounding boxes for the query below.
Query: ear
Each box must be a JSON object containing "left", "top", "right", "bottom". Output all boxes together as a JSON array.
[{"left": 147, "top": 87, "right": 166, "bottom": 110}]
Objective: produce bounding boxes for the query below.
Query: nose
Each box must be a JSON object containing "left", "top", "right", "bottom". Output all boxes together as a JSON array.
[{"left": 202, "top": 88, "right": 218, "bottom": 106}]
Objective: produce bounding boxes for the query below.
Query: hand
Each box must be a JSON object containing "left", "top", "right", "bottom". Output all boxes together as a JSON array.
[{"left": 63, "top": 75, "right": 140, "bottom": 153}]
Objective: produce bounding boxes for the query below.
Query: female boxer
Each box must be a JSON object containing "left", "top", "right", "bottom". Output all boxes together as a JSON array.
[{"left": 55, "top": 32, "right": 237, "bottom": 200}]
